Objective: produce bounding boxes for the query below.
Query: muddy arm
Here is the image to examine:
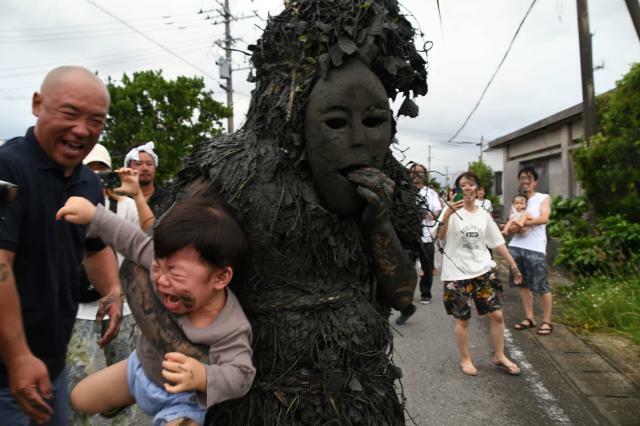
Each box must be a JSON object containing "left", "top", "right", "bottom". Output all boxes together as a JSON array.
[{"left": 348, "top": 168, "right": 416, "bottom": 311}]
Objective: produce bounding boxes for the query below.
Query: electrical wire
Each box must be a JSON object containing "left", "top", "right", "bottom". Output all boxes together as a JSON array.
[
  {"left": 446, "top": 0, "right": 538, "bottom": 143},
  {"left": 84, "top": 0, "right": 222, "bottom": 85}
]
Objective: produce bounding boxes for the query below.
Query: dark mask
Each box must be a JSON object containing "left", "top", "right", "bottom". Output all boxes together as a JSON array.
[{"left": 304, "top": 58, "right": 391, "bottom": 216}]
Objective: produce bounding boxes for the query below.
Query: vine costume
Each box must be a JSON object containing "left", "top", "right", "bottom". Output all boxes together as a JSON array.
[{"left": 169, "top": 0, "right": 427, "bottom": 423}]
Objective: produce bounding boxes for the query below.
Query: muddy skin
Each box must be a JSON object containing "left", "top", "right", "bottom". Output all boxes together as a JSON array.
[
  {"left": 177, "top": 294, "right": 196, "bottom": 310},
  {"left": 120, "top": 260, "right": 208, "bottom": 363},
  {"left": 0, "top": 262, "right": 9, "bottom": 283}
]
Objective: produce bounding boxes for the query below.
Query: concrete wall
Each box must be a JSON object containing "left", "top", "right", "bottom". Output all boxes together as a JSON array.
[{"left": 497, "top": 117, "right": 583, "bottom": 219}]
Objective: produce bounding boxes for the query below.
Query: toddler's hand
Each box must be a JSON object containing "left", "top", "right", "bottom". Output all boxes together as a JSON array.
[
  {"left": 55, "top": 196, "right": 97, "bottom": 225},
  {"left": 162, "top": 352, "right": 207, "bottom": 393}
]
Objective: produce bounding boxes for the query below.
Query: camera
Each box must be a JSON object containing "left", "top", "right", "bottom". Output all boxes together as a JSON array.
[
  {"left": 97, "top": 171, "right": 120, "bottom": 189},
  {"left": 0, "top": 180, "right": 18, "bottom": 220}
]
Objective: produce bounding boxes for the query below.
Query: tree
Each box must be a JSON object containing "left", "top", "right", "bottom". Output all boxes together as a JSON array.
[
  {"left": 573, "top": 63, "right": 640, "bottom": 222},
  {"left": 101, "top": 70, "right": 231, "bottom": 183},
  {"left": 468, "top": 160, "right": 494, "bottom": 194}
]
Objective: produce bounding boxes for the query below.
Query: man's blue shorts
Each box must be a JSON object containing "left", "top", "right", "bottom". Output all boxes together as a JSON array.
[
  {"left": 508, "top": 246, "right": 550, "bottom": 294},
  {"left": 127, "top": 351, "right": 206, "bottom": 426}
]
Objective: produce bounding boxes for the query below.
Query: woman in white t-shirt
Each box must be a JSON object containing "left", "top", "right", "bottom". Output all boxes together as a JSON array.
[{"left": 438, "top": 171, "right": 522, "bottom": 377}]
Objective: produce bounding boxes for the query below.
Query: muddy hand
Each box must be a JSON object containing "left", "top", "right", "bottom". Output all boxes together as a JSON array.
[
  {"left": 162, "top": 352, "right": 206, "bottom": 393},
  {"left": 346, "top": 167, "right": 395, "bottom": 229},
  {"left": 95, "top": 291, "right": 124, "bottom": 348},
  {"left": 9, "top": 354, "right": 53, "bottom": 424}
]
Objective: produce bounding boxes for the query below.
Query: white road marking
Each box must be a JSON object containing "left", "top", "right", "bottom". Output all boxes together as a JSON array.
[{"left": 504, "top": 329, "right": 573, "bottom": 425}]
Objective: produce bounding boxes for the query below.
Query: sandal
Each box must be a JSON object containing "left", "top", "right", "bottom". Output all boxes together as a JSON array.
[
  {"left": 537, "top": 322, "right": 554, "bottom": 336},
  {"left": 494, "top": 361, "right": 520, "bottom": 375},
  {"left": 514, "top": 318, "right": 536, "bottom": 330},
  {"left": 460, "top": 363, "right": 478, "bottom": 376}
]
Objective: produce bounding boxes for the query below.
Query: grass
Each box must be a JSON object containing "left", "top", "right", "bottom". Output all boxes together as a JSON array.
[{"left": 556, "top": 271, "right": 640, "bottom": 345}]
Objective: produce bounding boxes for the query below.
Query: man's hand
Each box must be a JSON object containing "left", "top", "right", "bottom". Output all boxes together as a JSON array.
[
  {"left": 114, "top": 168, "right": 142, "bottom": 197},
  {"left": 95, "top": 291, "right": 124, "bottom": 348},
  {"left": 162, "top": 352, "right": 207, "bottom": 394},
  {"left": 346, "top": 167, "right": 395, "bottom": 230},
  {"left": 55, "top": 196, "right": 97, "bottom": 225},
  {"left": 8, "top": 353, "right": 53, "bottom": 424}
]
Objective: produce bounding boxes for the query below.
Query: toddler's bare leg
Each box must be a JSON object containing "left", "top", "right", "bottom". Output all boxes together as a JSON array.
[{"left": 70, "top": 358, "right": 134, "bottom": 414}]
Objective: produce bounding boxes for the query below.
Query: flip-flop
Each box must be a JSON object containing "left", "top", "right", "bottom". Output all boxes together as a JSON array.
[
  {"left": 537, "top": 322, "right": 554, "bottom": 336},
  {"left": 460, "top": 363, "right": 478, "bottom": 376},
  {"left": 514, "top": 318, "right": 536, "bottom": 330},
  {"left": 494, "top": 361, "right": 520, "bottom": 375}
]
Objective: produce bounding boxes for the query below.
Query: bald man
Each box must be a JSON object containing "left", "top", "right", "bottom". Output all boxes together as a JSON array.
[{"left": 0, "top": 66, "right": 124, "bottom": 424}]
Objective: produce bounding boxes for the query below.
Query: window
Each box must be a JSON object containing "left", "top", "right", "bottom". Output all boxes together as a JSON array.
[{"left": 494, "top": 171, "right": 503, "bottom": 195}]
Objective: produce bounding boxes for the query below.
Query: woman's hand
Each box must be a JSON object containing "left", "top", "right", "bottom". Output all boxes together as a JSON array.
[
  {"left": 55, "top": 196, "right": 97, "bottom": 225},
  {"left": 511, "top": 264, "right": 523, "bottom": 285},
  {"left": 162, "top": 352, "right": 207, "bottom": 393}
]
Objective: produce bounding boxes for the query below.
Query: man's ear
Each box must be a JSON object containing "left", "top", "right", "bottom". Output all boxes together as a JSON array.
[
  {"left": 32, "top": 92, "right": 42, "bottom": 117},
  {"left": 212, "top": 266, "right": 233, "bottom": 290}
]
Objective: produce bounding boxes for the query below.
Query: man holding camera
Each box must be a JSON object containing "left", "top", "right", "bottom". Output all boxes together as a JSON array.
[
  {"left": 0, "top": 66, "right": 124, "bottom": 424},
  {"left": 124, "top": 142, "right": 173, "bottom": 218}
]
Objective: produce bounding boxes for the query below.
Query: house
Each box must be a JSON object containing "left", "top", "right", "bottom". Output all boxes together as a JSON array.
[{"left": 487, "top": 101, "right": 585, "bottom": 219}]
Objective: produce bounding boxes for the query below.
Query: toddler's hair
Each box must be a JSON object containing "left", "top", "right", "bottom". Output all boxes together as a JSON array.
[
  {"left": 513, "top": 194, "right": 528, "bottom": 204},
  {"left": 153, "top": 196, "right": 248, "bottom": 270}
]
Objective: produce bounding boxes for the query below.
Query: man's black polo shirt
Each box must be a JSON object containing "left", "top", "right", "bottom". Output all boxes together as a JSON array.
[{"left": 0, "top": 127, "right": 105, "bottom": 387}]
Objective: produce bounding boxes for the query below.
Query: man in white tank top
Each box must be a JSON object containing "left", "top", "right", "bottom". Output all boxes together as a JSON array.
[{"left": 508, "top": 167, "right": 554, "bottom": 336}]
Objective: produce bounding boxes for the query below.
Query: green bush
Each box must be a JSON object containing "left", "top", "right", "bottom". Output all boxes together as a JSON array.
[
  {"left": 557, "top": 272, "right": 640, "bottom": 344},
  {"left": 548, "top": 195, "right": 589, "bottom": 238},
  {"left": 554, "top": 214, "right": 640, "bottom": 274},
  {"left": 573, "top": 63, "right": 640, "bottom": 222}
]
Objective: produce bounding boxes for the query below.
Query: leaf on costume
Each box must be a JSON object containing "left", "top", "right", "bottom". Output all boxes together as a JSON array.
[
  {"left": 338, "top": 35, "right": 357, "bottom": 54},
  {"left": 329, "top": 43, "right": 344, "bottom": 67},
  {"left": 398, "top": 97, "right": 419, "bottom": 118}
]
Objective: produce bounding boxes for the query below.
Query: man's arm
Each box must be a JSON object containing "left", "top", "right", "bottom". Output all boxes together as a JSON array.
[
  {"left": 83, "top": 247, "right": 124, "bottom": 348},
  {"left": 525, "top": 195, "right": 551, "bottom": 226},
  {"left": 0, "top": 249, "right": 53, "bottom": 423}
]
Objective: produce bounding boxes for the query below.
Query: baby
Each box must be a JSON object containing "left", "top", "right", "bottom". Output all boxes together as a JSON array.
[
  {"left": 57, "top": 195, "right": 255, "bottom": 426},
  {"left": 501, "top": 194, "right": 532, "bottom": 236}
]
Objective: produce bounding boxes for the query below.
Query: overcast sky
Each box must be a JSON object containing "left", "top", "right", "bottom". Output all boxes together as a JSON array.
[{"left": 1, "top": 0, "right": 638, "bottom": 184}]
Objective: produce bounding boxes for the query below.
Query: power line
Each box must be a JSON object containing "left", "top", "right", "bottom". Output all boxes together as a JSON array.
[
  {"left": 446, "top": 0, "right": 537, "bottom": 143},
  {"left": 0, "top": 36, "right": 216, "bottom": 73},
  {"left": 84, "top": 0, "right": 222, "bottom": 85},
  {"left": 0, "top": 20, "right": 218, "bottom": 44},
  {"left": 0, "top": 11, "right": 211, "bottom": 33}
]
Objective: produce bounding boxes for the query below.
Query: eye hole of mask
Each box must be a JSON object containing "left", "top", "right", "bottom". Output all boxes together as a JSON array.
[
  {"left": 325, "top": 118, "right": 347, "bottom": 129},
  {"left": 362, "top": 117, "right": 386, "bottom": 128}
]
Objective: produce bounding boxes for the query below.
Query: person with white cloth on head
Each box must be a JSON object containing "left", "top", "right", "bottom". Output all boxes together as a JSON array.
[
  {"left": 67, "top": 143, "right": 151, "bottom": 424},
  {"left": 124, "top": 142, "right": 173, "bottom": 218}
]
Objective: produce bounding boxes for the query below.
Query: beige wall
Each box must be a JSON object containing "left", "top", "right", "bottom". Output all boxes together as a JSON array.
[{"left": 498, "top": 117, "right": 583, "bottom": 219}]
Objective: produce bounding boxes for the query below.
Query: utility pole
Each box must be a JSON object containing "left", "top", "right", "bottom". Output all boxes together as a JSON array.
[
  {"left": 222, "top": 0, "right": 234, "bottom": 132},
  {"left": 427, "top": 145, "right": 432, "bottom": 170},
  {"left": 477, "top": 136, "right": 484, "bottom": 163},
  {"left": 576, "top": 0, "right": 598, "bottom": 138},
  {"left": 445, "top": 166, "right": 450, "bottom": 188},
  {"left": 625, "top": 0, "right": 640, "bottom": 42},
  {"left": 214, "top": 1, "right": 256, "bottom": 133}
]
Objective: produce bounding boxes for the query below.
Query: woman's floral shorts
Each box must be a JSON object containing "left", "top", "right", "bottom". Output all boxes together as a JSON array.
[{"left": 443, "top": 270, "right": 503, "bottom": 320}]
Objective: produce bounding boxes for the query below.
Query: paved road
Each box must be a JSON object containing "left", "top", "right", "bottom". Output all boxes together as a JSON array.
[
  {"left": 392, "top": 271, "right": 606, "bottom": 425},
  {"left": 88, "top": 268, "right": 616, "bottom": 426}
]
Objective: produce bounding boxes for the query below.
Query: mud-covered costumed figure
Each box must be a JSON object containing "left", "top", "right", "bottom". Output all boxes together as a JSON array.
[{"left": 122, "top": 0, "right": 429, "bottom": 424}]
